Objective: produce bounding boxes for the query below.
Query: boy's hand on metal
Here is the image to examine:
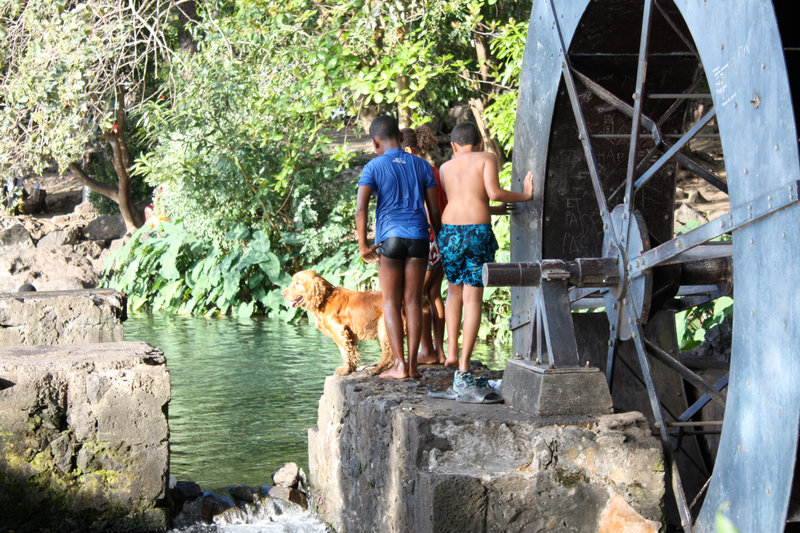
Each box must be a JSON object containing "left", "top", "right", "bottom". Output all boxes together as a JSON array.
[
  {"left": 522, "top": 171, "right": 534, "bottom": 199},
  {"left": 360, "top": 242, "right": 382, "bottom": 263}
]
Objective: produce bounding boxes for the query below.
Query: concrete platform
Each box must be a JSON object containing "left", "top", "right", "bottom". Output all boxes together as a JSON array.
[{"left": 308, "top": 365, "right": 664, "bottom": 533}]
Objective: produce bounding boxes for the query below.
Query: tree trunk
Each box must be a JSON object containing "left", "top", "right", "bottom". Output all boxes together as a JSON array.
[
  {"left": 469, "top": 98, "right": 506, "bottom": 166},
  {"left": 397, "top": 75, "right": 412, "bottom": 129},
  {"left": 470, "top": 30, "right": 506, "bottom": 165},
  {"left": 176, "top": 0, "right": 199, "bottom": 54}
]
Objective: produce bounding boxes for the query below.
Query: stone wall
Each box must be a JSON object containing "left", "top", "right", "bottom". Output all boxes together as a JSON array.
[
  {"left": 0, "top": 289, "right": 126, "bottom": 346},
  {"left": 0, "top": 341, "right": 170, "bottom": 531},
  {"left": 308, "top": 368, "right": 665, "bottom": 533}
]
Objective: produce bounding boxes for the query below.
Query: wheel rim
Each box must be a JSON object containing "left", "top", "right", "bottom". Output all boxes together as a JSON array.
[{"left": 511, "top": 1, "right": 800, "bottom": 530}]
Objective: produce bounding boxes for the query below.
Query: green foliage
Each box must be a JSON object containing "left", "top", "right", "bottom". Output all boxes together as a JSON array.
[
  {"left": 0, "top": 0, "right": 172, "bottom": 180},
  {"left": 104, "top": 220, "right": 290, "bottom": 318},
  {"left": 673, "top": 221, "right": 734, "bottom": 351},
  {"left": 675, "top": 296, "right": 732, "bottom": 351}
]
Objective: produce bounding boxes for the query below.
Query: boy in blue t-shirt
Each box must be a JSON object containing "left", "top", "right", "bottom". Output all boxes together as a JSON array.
[{"left": 356, "top": 116, "right": 442, "bottom": 380}]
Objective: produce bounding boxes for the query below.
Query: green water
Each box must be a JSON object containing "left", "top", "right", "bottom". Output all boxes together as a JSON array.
[{"left": 124, "top": 312, "right": 504, "bottom": 493}]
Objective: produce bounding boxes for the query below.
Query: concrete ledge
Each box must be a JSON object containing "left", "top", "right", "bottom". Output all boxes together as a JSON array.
[
  {"left": 0, "top": 289, "right": 127, "bottom": 346},
  {"left": 0, "top": 342, "right": 170, "bottom": 531},
  {"left": 308, "top": 366, "right": 664, "bottom": 533}
]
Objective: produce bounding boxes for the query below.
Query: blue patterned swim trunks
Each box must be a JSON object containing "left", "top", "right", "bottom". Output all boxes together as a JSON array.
[{"left": 438, "top": 223, "right": 499, "bottom": 287}]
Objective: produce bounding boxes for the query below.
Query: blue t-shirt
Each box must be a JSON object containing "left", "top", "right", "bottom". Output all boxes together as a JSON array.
[{"left": 358, "top": 148, "right": 436, "bottom": 244}]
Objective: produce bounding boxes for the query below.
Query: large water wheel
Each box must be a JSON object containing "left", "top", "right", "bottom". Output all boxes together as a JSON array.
[{"left": 486, "top": 1, "right": 800, "bottom": 531}]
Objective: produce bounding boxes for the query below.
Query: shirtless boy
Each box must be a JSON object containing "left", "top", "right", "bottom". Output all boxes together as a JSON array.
[
  {"left": 356, "top": 116, "right": 442, "bottom": 380},
  {"left": 434, "top": 122, "right": 533, "bottom": 402}
]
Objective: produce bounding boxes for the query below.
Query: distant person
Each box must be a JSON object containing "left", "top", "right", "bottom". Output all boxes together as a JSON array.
[
  {"left": 355, "top": 116, "right": 442, "bottom": 380},
  {"left": 431, "top": 122, "right": 533, "bottom": 403},
  {"left": 400, "top": 125, "right": 446, "bottom": 365}
]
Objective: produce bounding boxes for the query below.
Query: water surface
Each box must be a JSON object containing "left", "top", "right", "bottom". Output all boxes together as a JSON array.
[{"left": 125, "top": 313, "right": 504, "bottom": 492}]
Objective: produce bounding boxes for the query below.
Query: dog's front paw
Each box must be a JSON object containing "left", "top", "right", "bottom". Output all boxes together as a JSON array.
[{"left": 334, "top": 366, "right": 353, "bottom": 376}]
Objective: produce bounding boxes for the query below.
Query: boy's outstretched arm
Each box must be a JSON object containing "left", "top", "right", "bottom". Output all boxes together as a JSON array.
[
  {"left": 356, "top": 185, "right": 380, "bottom": 263},
  {"left": 483, "top": 153, "right": 534, "bottom": 203}
]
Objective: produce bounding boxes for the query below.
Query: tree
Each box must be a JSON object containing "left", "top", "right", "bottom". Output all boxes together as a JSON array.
[{"left": 0, "top": 0, "right": 182, "bottom": 232}]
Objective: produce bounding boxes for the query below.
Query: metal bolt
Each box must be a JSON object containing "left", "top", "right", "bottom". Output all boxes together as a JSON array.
[
  {"left": 585, "top": 361, "right": 590, "bottom": 367},
  {"left": 632, "top": 93, "right": 639, "bottom": 101},
  {"left": 750, "top": 238, "right": 754, "bottom": 244},
  {"left": 608, "top": 340, "right": 613, "bottom": 346},
  {"left": 776, "top": 145, "right": 780, "bottom": 151},
  {"left": 744, "top": 168, "right": 748, "bottom": 174}
]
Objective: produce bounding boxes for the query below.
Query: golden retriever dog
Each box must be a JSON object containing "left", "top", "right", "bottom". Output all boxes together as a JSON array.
[{"left": 282, "top": 270, "right": 393, "bottom": 376}]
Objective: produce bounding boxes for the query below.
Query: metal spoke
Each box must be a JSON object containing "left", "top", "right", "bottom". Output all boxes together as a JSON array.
[
  {"left": 627, "top": 316, "right": 693, "bottom": 531},
  {"left": 621, "top": 0, "right": 655, "bottom": 246},
  {"left": 644, "top": 338, "right": 726, "bottom": 407},
  {"left": 546, "top": 1, "right": 617, "bottom": 242},
  {"left": 634, "top": 107, "right": 717, "bottom": 190}
]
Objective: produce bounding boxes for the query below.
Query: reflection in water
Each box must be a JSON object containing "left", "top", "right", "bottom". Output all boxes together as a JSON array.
[
  {"left": 125, "top": 313, "right": 348, "bottom": 492},
  {"left": 124, "top": 312, "right": 505, "bottom": 493}
]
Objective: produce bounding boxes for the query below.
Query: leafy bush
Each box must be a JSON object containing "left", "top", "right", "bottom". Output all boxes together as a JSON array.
[{"left": 104, "top": 221, "right": 288, "bottom": 318}]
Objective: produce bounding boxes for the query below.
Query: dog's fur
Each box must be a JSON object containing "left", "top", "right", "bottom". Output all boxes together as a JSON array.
[{"left": 282, "top": 270, "right": 393, "bottom": 375}]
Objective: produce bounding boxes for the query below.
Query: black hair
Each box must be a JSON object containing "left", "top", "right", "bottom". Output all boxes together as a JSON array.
[
  {"left": 450, "top": 122, "right": 482, "bottom": 147},
  {"left": 369, "top": 115, "right": 401, "bottom": 141},
  {"left": 400, "top": 125, "right": 437, "bottom": 153}
]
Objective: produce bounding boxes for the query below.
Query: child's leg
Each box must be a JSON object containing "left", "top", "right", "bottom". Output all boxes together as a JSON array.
[
  {"left": 444, "top": 282, "right": 463, "bottom": 368},
  {"left": 378, "top": 255, "right": 408, "bottom": 379},
  {"left": 428, "top": 265, "right": 446, "bottom": 364},
  {"left": 418, "top": 269, "right": 436, "bottom": 362},
  {"left": 419, "top": 265, "right": 445, "bottom": 364},
  {"left": 403, "top": 257, "right": 427, "bottom": 378},
  {"left": 459, "top": 285, "right": 484, "bottom": 372}
]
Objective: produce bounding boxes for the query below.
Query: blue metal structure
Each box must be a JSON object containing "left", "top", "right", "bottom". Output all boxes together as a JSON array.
[{"left": 489, "top": 0, "right": 800, "bottom": 530}]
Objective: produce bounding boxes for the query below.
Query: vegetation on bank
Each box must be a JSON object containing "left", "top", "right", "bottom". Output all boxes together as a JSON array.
[{"left": 1, "top": 0, "right": 728, "bottom": 352}]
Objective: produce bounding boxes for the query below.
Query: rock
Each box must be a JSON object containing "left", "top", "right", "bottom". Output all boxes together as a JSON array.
[
  {"left": 674, "top": 202, "right": 707, "bottom": 226},
  {"left": 229, "top": 485, "right": 259, "bottom": 504},
  {"left": 0, "top": 223, "right": 34, "bottom": 252},
  {"left": 83, "top": 214, "right": 126, "bottom": 241},
  {"left": 599, "top": 493, "right": 660, "bottom": 533},
  {"left": 0, "top": 289, "right": 126, "bottom": 345},
  {"left": 199, "top": 492, "right": 235, "bottom": 523},
  {"left": 170, "top": 480, "right": 203, "bottom": 515},
  {"left": 0, "top": 246, "right": 99, "bottom": 292},
  {"left": 444, "top": 103, "right": 475, "bottom": 131},
  {"left": 0, "top": 342, "right": 170, "bottom": 531},
  {"left": 267, "top": 486, "right": 308, "bottom": 509},
  {"left": 272, "top": 462, "right": 300, "bottom": 488},
  {"left": 36, "top": 228, "right": 80, "bottom": 247}
]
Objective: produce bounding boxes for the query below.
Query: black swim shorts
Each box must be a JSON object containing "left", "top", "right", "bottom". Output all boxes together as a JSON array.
[{"left": 379, "top": 237, "right": 429, "bottom": 259}]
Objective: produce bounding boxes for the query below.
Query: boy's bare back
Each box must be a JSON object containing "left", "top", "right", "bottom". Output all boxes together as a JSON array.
[
  {"left": 440, "top": 151, "right": 498, "bottom": 225},
  {"left": 440, "top": 148, "right": 533, "bottom": 225}
]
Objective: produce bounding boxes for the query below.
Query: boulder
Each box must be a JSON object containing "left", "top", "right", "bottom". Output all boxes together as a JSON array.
[
  {"left": 0, "top": 223, "right": 34, "bottom": 252},
  {"left": 83, "top": 214, "right": 126, "bottom": 241},
  {"left": 0, "top": 246, "right": 99, "bottom": 292},
  {"left": 272, "top": 462, "right": 301, "bottom": 488},
  {"left": 0, "top": 289, "right": 125, "bottom": 346},
  {"left": 0, "top": 342, "right": 170, "bottom": 531},
  {"left": 36, "top": 227, "right": 80, "bottom": 247}
]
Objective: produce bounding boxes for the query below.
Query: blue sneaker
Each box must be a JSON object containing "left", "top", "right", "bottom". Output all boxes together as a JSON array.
[{"left": 453, "top": 370, "right": 503, "bottom": 404}]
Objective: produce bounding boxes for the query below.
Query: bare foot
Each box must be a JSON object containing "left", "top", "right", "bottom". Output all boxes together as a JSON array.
[
  {"left": 379, "top": 360, "right": 409, "bottom": 380},
  {"left": 379, "top": 367, "right": 409, "bottom": 380},
  {"left": 444, "top": 355, "right": 459, "bottom": 368},
  {"left": 417, "top": 353, "right": 440, "bottom": 364},
  {"left": 437, "top": 353, "right": 447, "bottom": 365},
  {"left": 409, "top": 369, "right": 422, "bottom": 379}
]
